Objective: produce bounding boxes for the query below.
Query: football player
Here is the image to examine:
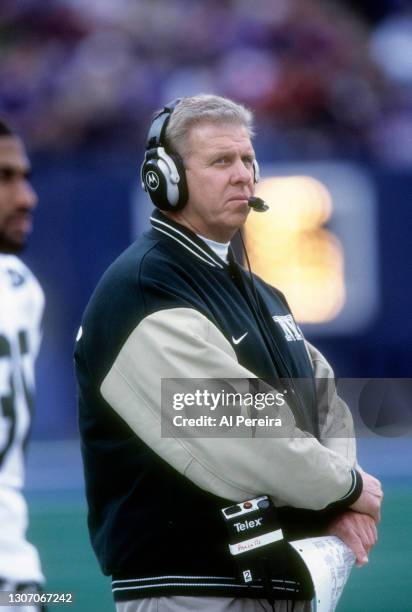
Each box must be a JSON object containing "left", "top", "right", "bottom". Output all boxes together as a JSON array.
[{"left": 0, "top": 120, "right": 45, "bottom": 611}]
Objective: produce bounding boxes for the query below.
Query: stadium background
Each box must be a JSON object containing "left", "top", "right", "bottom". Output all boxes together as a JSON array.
[{"left": 1, "top": 0, "right": 411, "bottom": 610}]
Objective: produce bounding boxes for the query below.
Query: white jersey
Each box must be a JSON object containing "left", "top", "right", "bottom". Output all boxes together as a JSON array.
[{"left": 0, "top": 255, "right": 44, "bottom": 583}]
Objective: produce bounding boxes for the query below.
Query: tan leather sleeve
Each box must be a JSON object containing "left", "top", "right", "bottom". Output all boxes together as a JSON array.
[
  {"left": 305, "top": 341, "right": 357, "bottom": 466},
  {"left": 100, "top": 308, "right": 357, "bottom": 510}
]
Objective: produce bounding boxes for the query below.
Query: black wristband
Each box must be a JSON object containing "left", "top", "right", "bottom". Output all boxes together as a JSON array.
[{"left": 325, "top": 468, "right": 363, "bottom": 512}]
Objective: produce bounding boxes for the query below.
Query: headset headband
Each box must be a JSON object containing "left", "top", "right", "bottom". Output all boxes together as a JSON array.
[{"left": 145, "top": 99, "right": 182, "bottom": 150}]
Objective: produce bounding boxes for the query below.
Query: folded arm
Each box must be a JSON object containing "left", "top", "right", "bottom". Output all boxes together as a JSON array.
[{"left": 100, "top": 307, "right": 362, "bottom": 511}]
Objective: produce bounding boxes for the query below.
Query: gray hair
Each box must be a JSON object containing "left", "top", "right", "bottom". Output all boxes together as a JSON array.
[{"left": 164, "top": 94, "right": 254, "bottom": 156}]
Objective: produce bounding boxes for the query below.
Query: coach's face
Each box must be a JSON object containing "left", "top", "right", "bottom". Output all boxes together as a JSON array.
[
  {"left": 0, "top": 136, "right": 37, "bottom": 254},
  {"left": 177, "top": 122, "right": 255, "bottom": 242}
]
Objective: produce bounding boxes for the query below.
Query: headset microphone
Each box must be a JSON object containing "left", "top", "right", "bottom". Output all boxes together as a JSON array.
[{"left": 247, "top": 196, "right": 269, "bottom": 212}]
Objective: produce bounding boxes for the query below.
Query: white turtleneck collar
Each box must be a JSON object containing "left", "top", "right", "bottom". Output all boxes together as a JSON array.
[{"left": 197, "top": 234, "right": 230, "bottom": 263}]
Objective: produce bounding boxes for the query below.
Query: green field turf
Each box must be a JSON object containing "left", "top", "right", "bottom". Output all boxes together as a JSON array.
[{"left": 27, "top": 479, "right": 412, "bottom": 612}]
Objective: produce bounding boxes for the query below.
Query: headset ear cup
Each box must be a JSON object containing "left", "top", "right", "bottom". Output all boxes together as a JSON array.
[
  {"left": 141, "top": 148, "right": 188, "bottom": 211},
  {"left": 253, "top": 159, "right": 260, "bottom": 184},
  {"left": 142, "top": 157, "right": 170, "bottom": 210},
  {"left": 141, "top": 100, "right": 189, "bottom": 210}
]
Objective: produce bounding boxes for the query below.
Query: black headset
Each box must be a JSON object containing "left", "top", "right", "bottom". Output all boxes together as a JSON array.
[{"left": 140, "top": 98, "right": 260, "bottom": 212}]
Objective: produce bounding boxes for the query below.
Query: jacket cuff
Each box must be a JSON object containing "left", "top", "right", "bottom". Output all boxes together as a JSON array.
[{"left": 326, "top": 468, "right": 363, "bottom": 512}]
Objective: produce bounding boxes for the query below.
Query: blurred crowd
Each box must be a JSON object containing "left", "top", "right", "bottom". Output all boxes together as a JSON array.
[{"left": 0, "top": 0, "right": 411, "bottom": 165}]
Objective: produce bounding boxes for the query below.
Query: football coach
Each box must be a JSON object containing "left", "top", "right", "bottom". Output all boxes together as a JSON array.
[{"left": 75, "top": 95, "right": 382, "bottom": 612}]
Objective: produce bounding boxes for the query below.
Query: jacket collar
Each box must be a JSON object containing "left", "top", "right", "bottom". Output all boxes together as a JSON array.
[{"left": 150, "top": 209, "right": 226, "bottom": 270}]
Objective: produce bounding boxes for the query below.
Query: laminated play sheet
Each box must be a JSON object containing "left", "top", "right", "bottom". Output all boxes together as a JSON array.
[{"left": 290, "top": 536, "right": 355, "bottom": 612}]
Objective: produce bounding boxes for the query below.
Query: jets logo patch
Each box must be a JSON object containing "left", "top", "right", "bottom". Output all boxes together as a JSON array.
[{"left": 273, "top": 314, "right": 303, "bottom": 342}]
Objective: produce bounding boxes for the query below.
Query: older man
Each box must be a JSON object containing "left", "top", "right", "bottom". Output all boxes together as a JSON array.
[{"left": 76, "top": 95, "right": 382, "bottom": 612}]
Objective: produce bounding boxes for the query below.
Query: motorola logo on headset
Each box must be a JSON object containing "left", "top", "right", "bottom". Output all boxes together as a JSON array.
[
  {"left": 140, "top": 97, "right": 267, "bottom": 212},
  {"left": 145, "top": 170, "right": 160, "bottom": 191}
]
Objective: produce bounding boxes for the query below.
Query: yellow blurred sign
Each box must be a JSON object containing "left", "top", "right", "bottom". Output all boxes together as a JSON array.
[{"left": 245, "top": 176, "right": 346, "bottom": 323}]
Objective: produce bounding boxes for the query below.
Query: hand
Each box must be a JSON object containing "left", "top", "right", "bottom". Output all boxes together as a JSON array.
[
  {"left": 325, "top": 510, "right": 378, "bottom": 566},
  {"left": 350, "top": 470, "right": 383, "bottom": 523}
]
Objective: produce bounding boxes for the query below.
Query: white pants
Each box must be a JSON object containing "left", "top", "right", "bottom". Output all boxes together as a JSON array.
[{"left": 116, "top": 596, "right": 313, "bottom": 611}]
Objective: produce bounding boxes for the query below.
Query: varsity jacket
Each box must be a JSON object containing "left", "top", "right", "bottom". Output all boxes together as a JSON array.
[{"left": 75, "top": 209, "right": 361, "bottom": 603}]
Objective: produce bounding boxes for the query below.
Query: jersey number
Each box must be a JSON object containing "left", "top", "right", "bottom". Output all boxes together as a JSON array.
[{"left": 0, "top": 331, "right": 33, "bottom": 468}]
